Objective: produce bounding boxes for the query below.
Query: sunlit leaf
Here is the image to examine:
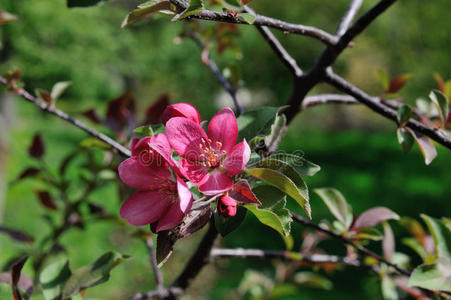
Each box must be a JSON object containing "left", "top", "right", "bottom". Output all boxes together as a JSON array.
[
  {"left": 352, "top": 207, "right": 399, "bottom": 230},
  {"left": 397, "top": 128, "right": 414, "bottom": 154},
  {"left": 270, "top": 153, "right": 321, "bottom": 177},
  {"left": 408, "top": 258, "right": 451, "bottom": 292},
  {"left": 421, "top": 214, "right": 451, "bottom": 260},
  {"left": 121, "top": 1, "right": 173, "bottom": 28},
  {"left": 238, "top": 13, "right": 255, "bottom": 24},
  {"left": 293, "top": 272, "right": 333, "bottom": 290},
  {"left": 133, "top": 125, "right": 153, "bottom": 137},
  {"left": 50, "top": 81, "right": 71, "bottom": 104},
  {"left": 314, "top": 188, "right": 352, "bottom": 229},
  {"left": 402, "top": 238, "right": 427, "bottom": 259},
  {"left": 429, "top": 90, "right": 449, "bottom": 128},
  {"left": 383, "top": 222, "right": 395, "bottom": 262},
  {"left": 174, "top": 0, "right": 204, "bottom": 20},
  {"left": 381, "top": 275, "right": 398, "bottom": 300},
  {"left": 40, "top": 260, "right": 72, "bottom": 300}
]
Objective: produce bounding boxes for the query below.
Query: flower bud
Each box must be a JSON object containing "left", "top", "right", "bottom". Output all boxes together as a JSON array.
[
  {"left": 218, "top": 195, "right": 237, "bottom": 217},
  {"left": 162, "top": 103, "right": 201, "bottom": 125}
]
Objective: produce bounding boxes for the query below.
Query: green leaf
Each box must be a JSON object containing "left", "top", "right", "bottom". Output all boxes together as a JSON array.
[
  {"left": 396, "top": 104, "right": 412, "bottom": 127},
  {"left": 62, "top": 251, "right": 131, "bottom": 298},
  {"left": 174, "top": 0, "right": 204, "bottom": 20},
  {"left": 314, "top": 188, "right": 352, "bottom": 229},
  {"left": 271, "top": 153, "right": 321, "bottom": 177},
  {"left": 264, "top": 113, "right": 286, "bottom": 150},
  {"left": 50, "top": 81, "right": 71, "bottom": 102},
  {"left": 408, "top": 258, "right": 451, "bottom": 292},
  {"left": 429, "top": 90, "right": 449, "bottom": 128},
  {"left": 402, "top": 238, "right": 427, "bottom": 259},
  {"left": 80, "top": 137, "right": 111, "bottom": 151},
  {"left": 354, "top": 227, "right": 383, "bottom": 241},
  {"left": 245, "top": 159, "right": 310, "bottom": 219},
  {"left": 214, "top": 206, "right": 246, "bottom": 237},
  {"left": 133, "top": 125, "right": 153, "bottom": 136},
  {"left": 377, "top": 69, "right": 390, "bottom": 92},
  {"left": 121, "top": 1, "right": 173, "bottom": 28},
  {"left": 293, "top": 272, "right": 333, "bottom": 290},
  {"left": 245, "top": 185, "right": 291, "bottom": 239},
  {"left": 397, "top": 128, "right": 414, "bottom": 153},
  {"left": 238, "top": 13, "right": 255, "bottom": 24},
  {"left": 67, "top": 0, "right": 103, "bottom": 8},
  {"left": 421, "top": 214, "right": 451, "bottom": 260},
  {"left": 406, "top": 128, "right": 437, "bottom": 165},
  {"left": 381, "top": 275, "right": 398, "bottom": 300},
  {"left": 40, "top": 260, "right": 72, "bottom": 300},
  {"left": 237, "top": 106, "right": 281, "bottom": 142}
]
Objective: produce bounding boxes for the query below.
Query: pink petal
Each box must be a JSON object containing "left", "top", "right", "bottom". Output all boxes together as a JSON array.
[
  {"left": 179, "top": 158, "right": 208, "bottom": 183},
  {"left": 218, "top": 195, "right": 237, "bottom": 217},
  {"left": 198, "top": 169, "right": 233, "bottom": 196},
  {"left": 166, "top": 117, "right": 208, "bottom": 160},
  {"left": 223, "top": 139, "right": 251, "bottom": 176},
  {"left": 156, "top": 176, "right": 193, "bottom": 232},
  {"left": 148, "top": 133, "right": 176, "bottom": 168},
  {"left": 120, "top": 191, "right": 172, "bottom": 226},
  {"left": 131, "top": 135, "right": 174, "bottom": 168},
  {"left": 118, "top": 157, "right": 171, "bottom": 191},
  {"left": 207, "top": 108, "right": 238, "bottom": 153},
  {"left": 162, "top": 103, "right": 201, "bottom": 125}
]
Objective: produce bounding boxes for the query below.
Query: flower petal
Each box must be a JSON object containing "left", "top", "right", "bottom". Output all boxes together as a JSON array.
[
  {"left": 179, "top": 158, "right": 208, "bottom": 183},
  {"left": 223, "top": 139, "right": 251, "bottom": 176},
  {"left": 162, "top": 102, "right": 201, "bottom": 125},
  {"left": 118, "top": 157, "right": 171, "bottom": 191},
  {"left": 148, "top": 133, "right": 176, "bottom": 168},
  {"left": 166, "top": 117, "right": 208, "bottom": 160},
  {"left": 156, "top": 176, "right": 193, "bottom": 232},
  {"left": 120, "top": 191, "right": 172, "bottom": 226},
  {"left": 198, "top": 169, "right": 233, "bottom": 196},
  {"left": 207, "top": 107, "right": 238, "bottom": 153}
]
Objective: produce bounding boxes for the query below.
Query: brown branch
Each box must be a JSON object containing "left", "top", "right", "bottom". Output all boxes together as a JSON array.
[
  {"left": 244, "top": 6, "right": 302, "bottom": 77},
  {"left": 169, "top": 0, "right": 337, "bottom": 46},
  {"left": 335, "top": 0, "right": 364, "bottom": 37},
  {"left": 290, "top": 213, "right": 410, "bottom": 276},
  {"left": 302, "top": 94, "right": 358, "bottom": 109},
  {"left": 145, "top": 237, "right": 164, "bottom": 298},
  {"left": 210, "top": 248, "right": 364, "bottom": 268},
  {"left": 189, "top": 32, "right": 243, "bottom": 115},
  {"left": 324, "top": 71, "right": 451, "bottom": 149},
  {"left": 0, "top": 76, "right": 131, "bottom": 157}
]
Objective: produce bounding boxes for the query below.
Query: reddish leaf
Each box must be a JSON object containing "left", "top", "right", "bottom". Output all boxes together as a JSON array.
[
  {"left": 28, "top": 133, "right": 45, "bottom": 159},
  {"left": 105, "top": 92, "right": 136, "bottom": 132},
  {"left": 352, "top": 207, "right": 399, "bottom": 230},
  {"left": 82, "top": 109, "right": 102, "bottom": 124},
  {"left": 241, "top": 0, "right": 252, "bottom": 4},
  {"left": 178, "top": 206, "right": 212, "bottom": 238},
  {"left": 11, "top": 256, "right": 28, "bottom": 300},
  {"left": 382, "top": 222, "right": 395, "bottom": 262},
  {"left": 143, "top": 94, "right": 170, "bottom": 125},
  {"left": 0, "top": 226, "right": 34, "bottom": 243},
  {"left": 0, "top": 272, "right": 33, "bottom": 298},
  {"left": 35, "top": 89, "right": 52, "bottom": 104},
  {"left": 229, "top": 179, "right": 261, "bottom": 205},
  {"left": 35, "top": 191, "right": 57, "bottom": 210},
  {"left": 433, "top": 73, "right": 445, "bottom": 92},
  {"left": 156, "top": 230, "right": 175, "bottom": 265},
  {"left": 16, "top": 167, "right": 40, "bottom": 181},
  {"left": 387, "top": 73, "right": 412, "bottom": 94}
]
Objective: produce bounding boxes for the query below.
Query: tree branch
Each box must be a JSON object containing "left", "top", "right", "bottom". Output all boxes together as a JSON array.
[
  {"left": 290, "top": 213, "right": 410, "bottom": 276},
  {"left": 145, "top": 237, "right": 164, "bottom": 298},
  {"left": 244, "top": 6, "right": 302, "bottom": 77},
  {"left": 210, "top": 248, "right": 364, "bottom": 268},
  {"left": 324, "top": 71, "right": 451, "bottom": 150},
  {"left": 335, "top": 0, "right": 364, "bottom": 37},
  {"left": 0, "top": 76, "right": 131, "bottom": 157},
  {"left": 302, "top": 94, "right": 358, "bottom": 109},
  {"left": 169, "top": 0, "right": 337, "bottom": 46},
  {"left": 189, "top": 32, "right": 243, "bottom": 115}
]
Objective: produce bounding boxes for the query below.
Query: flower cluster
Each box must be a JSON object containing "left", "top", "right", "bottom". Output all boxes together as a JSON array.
[{"left": 118, "top": 103, "right": 254, "bottom": 232}]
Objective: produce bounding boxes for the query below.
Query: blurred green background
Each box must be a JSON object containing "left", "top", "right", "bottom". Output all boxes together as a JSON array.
[{"left": 0, "top": 0, "right": 450, "bottom": 299}]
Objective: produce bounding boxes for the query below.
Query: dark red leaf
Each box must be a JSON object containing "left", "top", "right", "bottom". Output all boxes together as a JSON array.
[
  {"left": 105, "top": 92, "right": 136, "bottom": 132},
  {"left": 0, "top": 226, "right": 34, "bottom": 243},
  {"left": 387, "top": 73, "right": 412, "bottom": 94},
  {"left": 156, "top": 230, "right": 175, "bottom": 265},
  {"left": 16, "top": 168, "right": 40, "bottom": 181},
  {"left": 352, "top": 207, "right": 399, "bottom": 230},
  {"left": 143, "top": 94, "right": 170, "bottom": 125},
  {"left": 178, "top": 206, "right": 212, "bottom": 238},
  {"left": 229, "top": 179, "right": 261, "bottom": 205},
  {"left": 28, "top": 133, "right": 45, "bottom": 159},
  {"left": 82, "top": 109, "right": 102, "bottom": 124},
  {"left": 11, "top": 256, "right": 28, "bottom": 300},
  {"left": 241, "top": 0, "right": 252, "bottom": 4},
  {"left": 35, "top": 191, "right": 57, "bottom": 210}
]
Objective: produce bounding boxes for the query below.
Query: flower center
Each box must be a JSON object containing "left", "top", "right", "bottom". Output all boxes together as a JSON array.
[
  {"left": 198, "top": 138, "right": 227, "bottom": 168},
  {"left": 153, "top": 175, "right": 177, "bottom": 198}
]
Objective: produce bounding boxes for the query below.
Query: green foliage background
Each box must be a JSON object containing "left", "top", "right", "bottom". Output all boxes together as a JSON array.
[{"left": 0, "top": 0, "right": 450, "bottom": 299}]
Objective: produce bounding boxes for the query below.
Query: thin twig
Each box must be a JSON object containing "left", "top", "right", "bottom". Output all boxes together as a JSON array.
[
  {"left": 324, "top": 71, "right": 451, "bottom": 149},
  {"left": 189, "top": 32, "right": 243, "bottom": 115},
  {"left": 244, "top": 6, "right": 302, "bottom": 77},
  {"left": 127, "top": 287, "right": 183, "bottom": 300},
  {"left": 0, "top": 76, "right": 131, "bottom": 157},
  {"left": 210, "top": 248, "right": 364, "bottom": 267},
  {"left": 169, "top": 0, "right": 337, "bottom": 46},
  {"left": 145, "top": 237, "right": 164, "bottom": 297},
  {"left": 290, "top": 213, "right": 410, "bottom": 276},
  {"left": 335, "top": 0, "right": 364, "bottom": 37},
  {"left": 302, "top": 94, "right": 358, "bottom": 109}
]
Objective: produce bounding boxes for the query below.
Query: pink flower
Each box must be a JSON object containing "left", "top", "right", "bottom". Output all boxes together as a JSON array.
[
  {"left": 166, "top": 107, "right": 250, "bottom": 195},
  {"left": 218, "top": 195, "right": 237, "bottom": 217},
  {"left": 118, "top": 134, "right": 192, "bottom": 232},
  {"left": 162, "top": 102, "right": 201, "bottom": 125}
]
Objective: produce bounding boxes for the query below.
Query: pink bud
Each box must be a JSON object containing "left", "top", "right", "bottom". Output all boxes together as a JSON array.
[
  {"left": 162, "top": 103, "right": 201, "bottom": 125},
  {"left": 218, "top": 195, "right": 237, "bottom": 217}
]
